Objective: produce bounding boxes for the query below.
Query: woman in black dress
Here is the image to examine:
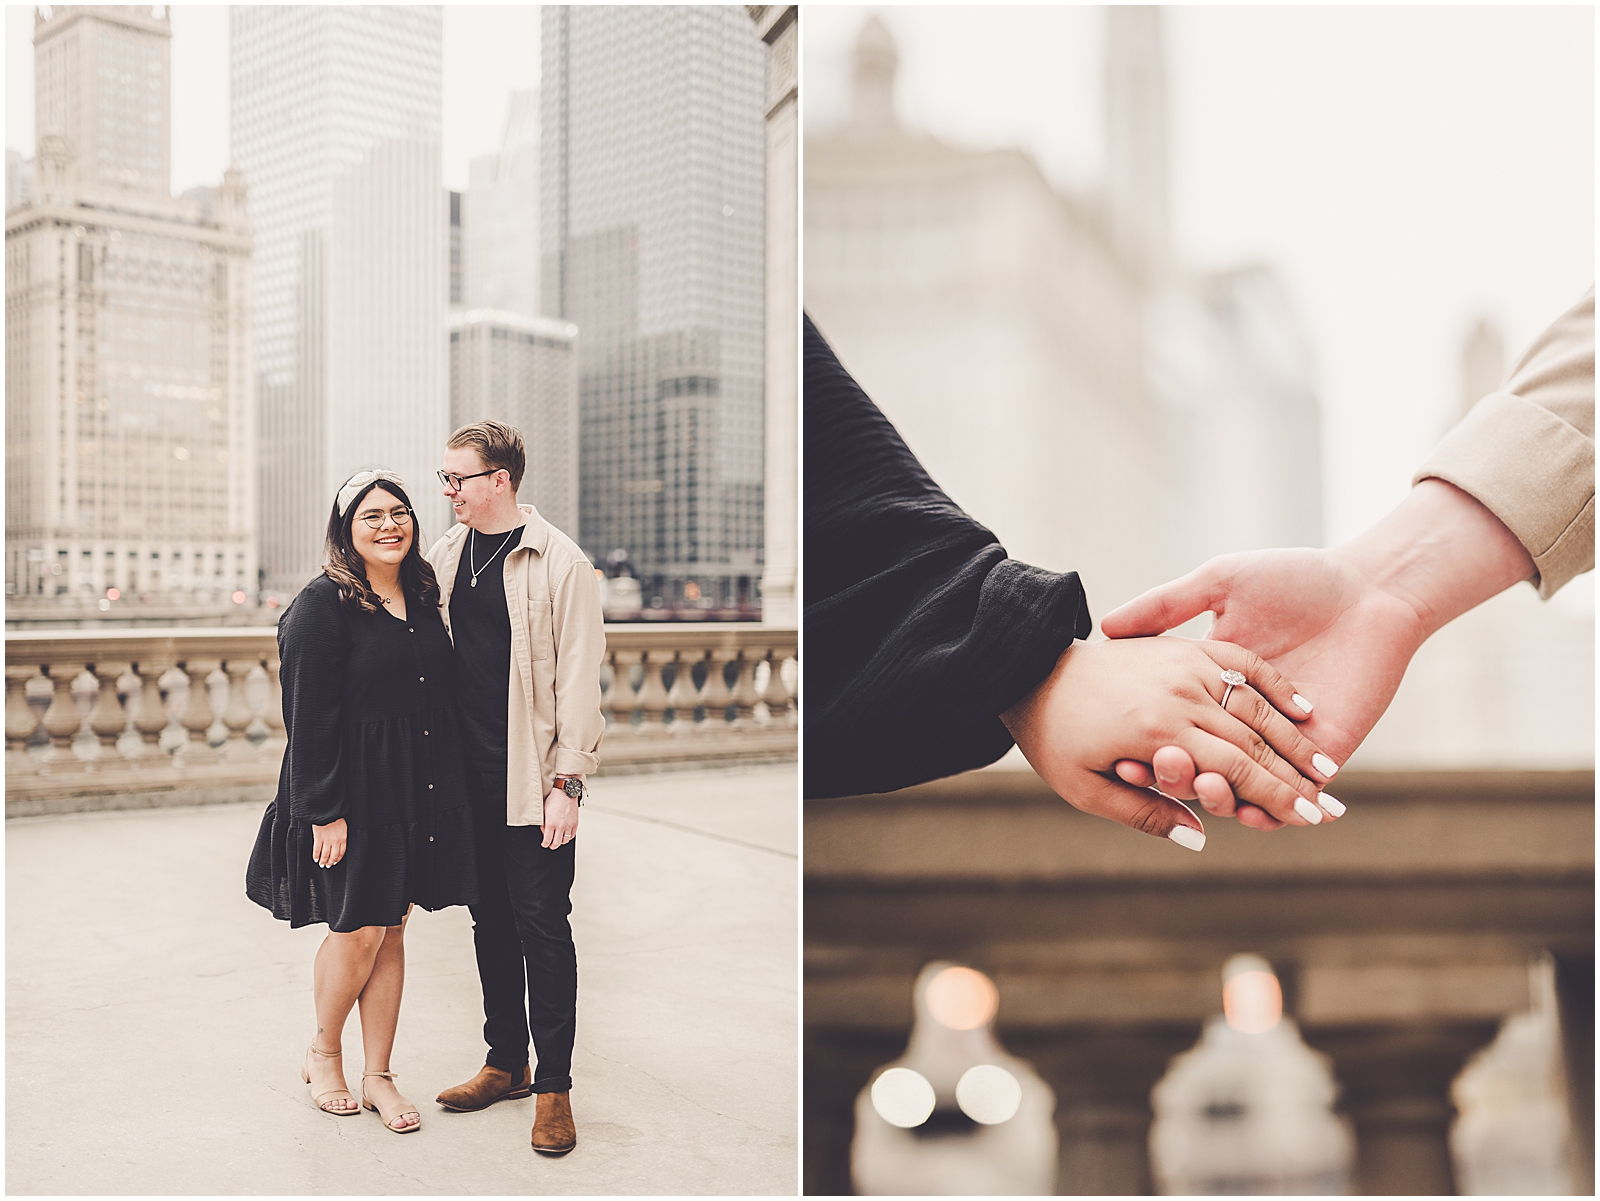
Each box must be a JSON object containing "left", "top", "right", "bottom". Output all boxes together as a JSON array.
[{"left": 246, "top": 470, "right": 477, "bottom": 1134}]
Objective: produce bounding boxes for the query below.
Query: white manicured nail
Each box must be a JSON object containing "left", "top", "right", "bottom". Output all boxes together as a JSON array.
[
  {"left": 1168, "top": 824, "right": 1206, "bottom": 852},
  {"left": 1312, "top": 752, "right": 1339, "bottom": 778},
  {"left": 1294, "top": 797, "right": 1323, "bottom": 825},
  {"left": 1292, "top": 693, "right": 1313, "bottom": 713},
  {"left": 1318, "top": 793, "right": 1346, "bottom": 818}
]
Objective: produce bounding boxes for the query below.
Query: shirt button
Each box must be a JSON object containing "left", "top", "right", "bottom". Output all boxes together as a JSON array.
[
  {"left": 428, "top": 835, "right": 435, "bottom": 842},
  {"left": 428, "top": 783, "right": 434, "bottom": 789},
  {"left": 419, "top": 675, "right": 425, "bottom": 682},
  {"left": 409, "top": 627, "right": 415, "bottom": 633},
  {"left": 423, "top": 729, "right": 429, "bottom": 736}
]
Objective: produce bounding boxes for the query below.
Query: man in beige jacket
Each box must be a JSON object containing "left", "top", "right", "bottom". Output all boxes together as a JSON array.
[
  {"left": 1102, "top": 286, "right": 1594, "bottom": 798},
  {"left": 425, "top": 420, "right": 605, "bottom": 1156}
]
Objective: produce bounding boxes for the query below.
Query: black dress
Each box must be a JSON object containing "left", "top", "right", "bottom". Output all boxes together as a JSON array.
[
  {"left": 245, "top": 573, "right": 478, "bottom": 931},
  {"left": 804, "top": 313, "right": 1093, "bottom": 799}
]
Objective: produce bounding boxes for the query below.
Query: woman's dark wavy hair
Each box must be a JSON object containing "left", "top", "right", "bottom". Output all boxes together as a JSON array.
[{"left": 323, "top": 477, "right": 441, "bottom": 613}]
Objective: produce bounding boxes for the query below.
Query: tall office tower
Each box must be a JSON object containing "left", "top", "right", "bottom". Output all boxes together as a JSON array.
[
  {"left": 449, "top": 310, "right": 579, "bottom": 535},
  {"left": 232, "top": 6, "right": 448, "bottom": 597},
  {"left": 542, "top": 6, "right": 766, "bottom": 612},
  {"left": 5, "top": 6, "right": 256, "bottom": 609},
  {"left": 448, "top": 190, "right": 462, "bottom": 306},
  {"left": 462, "top": 90, "right": 540, "bottom": 317},
  {"left": 6, "top": 150, "right": 34, "bottom": 214}
]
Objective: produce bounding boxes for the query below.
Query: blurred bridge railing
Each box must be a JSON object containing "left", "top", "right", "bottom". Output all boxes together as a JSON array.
[{"left": 5, "top": 624, "right": 796, "bottom": 818}]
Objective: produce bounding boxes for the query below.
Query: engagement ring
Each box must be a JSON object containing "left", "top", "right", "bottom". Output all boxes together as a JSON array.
[{"left": 1219, "top": 669, "right": 1246, "bottom": 710}]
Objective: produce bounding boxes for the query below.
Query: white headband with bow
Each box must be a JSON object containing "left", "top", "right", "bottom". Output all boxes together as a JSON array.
[{"left": 336, "top": 469, "right": 406, "bottom": 517}]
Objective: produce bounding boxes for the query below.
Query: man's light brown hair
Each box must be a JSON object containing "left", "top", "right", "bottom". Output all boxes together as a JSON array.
[{"left": 447, "top": 419, "right": 526, "bottom": 492}]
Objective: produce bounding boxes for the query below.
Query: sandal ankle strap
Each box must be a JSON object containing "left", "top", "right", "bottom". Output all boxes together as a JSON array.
[
  {"left": 308, "top": 1043, "right": 343, "bottom": 1059},
  {"left": 363, "top": 1069, "right": 398, "bottom": 1080}
]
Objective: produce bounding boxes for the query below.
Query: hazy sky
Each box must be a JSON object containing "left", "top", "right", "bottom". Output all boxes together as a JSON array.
[
  {"left": 5, "top": 4, "right": 538, "bottom": 192},
  {"left": 806, "top": 6, "right": 1595, "bottom": 564}
]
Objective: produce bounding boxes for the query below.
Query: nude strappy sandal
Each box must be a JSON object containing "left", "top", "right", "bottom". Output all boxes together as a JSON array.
[
  {"left": 362, "top": 1069, "right": 422, "bottom": 1134},
  {"left": 301, "top": 1043, "right": 359, "bottom": 1116}
]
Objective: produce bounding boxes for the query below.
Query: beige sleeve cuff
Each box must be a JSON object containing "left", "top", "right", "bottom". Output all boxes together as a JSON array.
[
  {"left": 1414, "top": 391, "right": 1594, "bottom": 598},
  {"left": 555, "top": 747, "right": 600, "bottom": 776}
]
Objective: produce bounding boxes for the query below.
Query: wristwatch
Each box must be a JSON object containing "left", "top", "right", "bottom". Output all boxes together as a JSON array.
[{"left": 554, "top": 775, "right": 585, "bottom": 804}]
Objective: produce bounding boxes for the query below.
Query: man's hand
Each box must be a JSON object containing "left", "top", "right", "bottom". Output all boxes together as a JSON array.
[
  {"left": 1104, "top": 547, "right": 1425, "bottom": 765},
  {"left": 541, "top": 782, "right": 580, "bottom": 850},
  {"left": 1001, "top": 637, "right": 1341, "bottom": 851}
]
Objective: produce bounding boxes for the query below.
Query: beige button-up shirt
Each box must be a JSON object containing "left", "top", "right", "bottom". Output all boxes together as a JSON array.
[
  {"left": 427, "top": 504, "right": 606, "bottom": 827},
  {"left": 1416, "top": 287, "right": 1595, "bottom": 598}
]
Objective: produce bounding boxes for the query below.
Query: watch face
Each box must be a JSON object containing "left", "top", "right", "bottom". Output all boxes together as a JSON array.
[{"left": 562, "top": 778, "right": 584, "bottom": 798}]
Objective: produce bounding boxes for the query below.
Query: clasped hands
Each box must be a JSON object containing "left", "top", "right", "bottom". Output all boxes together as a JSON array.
[
  {"left": 1000, "top": 536, "right": 1395, "bottom": 847},
  {"left": 1006, "top": 481, "right": 1539, "bottom": 848}
]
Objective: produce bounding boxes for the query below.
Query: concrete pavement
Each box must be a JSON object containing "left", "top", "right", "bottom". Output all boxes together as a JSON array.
[{"left": 6, "top": 765, "right": 797, "bottom": 1195}]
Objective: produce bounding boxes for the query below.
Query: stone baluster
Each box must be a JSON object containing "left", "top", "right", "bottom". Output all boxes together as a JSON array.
[
  {"left": 1013, "top": 1024, "right": 1204, "bottom": 1197},
  {"left": 597, "top": 654, "right": 615, "bottom": 729},
  {"left": 636, "top": 651, "right": 672, "bottom": 732},
  {"left": 130, "top": 660, "right": 175, "bottom": 759},
  {"left": 701, "top": 649, "right": 736, "bottom": 729},
  {"left": 730, "top": 652, "right": 761, "bottom": 727},
  {"left": 761, "top": 649, "right": 794, "bottom": 726},
  {"left": 666, "top": 649, "right": 702, "bottom": 730},
  {"left": 1302, "top": 1020, "right": 1501, "bottom": 1196},
  {"left": 609, "top": 649, "right": 642, "bottom": 731},
  {"left": 221, "top": 659, "right": 257, "bottom": 754},
  {"left": 85, "top": 662, "right": 131, "bottom": 766},
  {"left": 39, "top": 662, "right": 88, "bottom": 771},
  {"left": 6, "top": 666, "right": 42, "bottom": 771},
  {"left": 263, "top": 657, "right": 285, "bottom": 740},
  {"left": 178, "top": 659, "right": 220, "bottom": 762}
]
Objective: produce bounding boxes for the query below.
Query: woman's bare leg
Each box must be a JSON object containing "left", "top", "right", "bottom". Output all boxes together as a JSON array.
[
  {"left": 308, "top": 926, "right": 386, "bottom": 1112},
  {"left": 358, "top": 910, "right": 419, "bottom": 1130}
]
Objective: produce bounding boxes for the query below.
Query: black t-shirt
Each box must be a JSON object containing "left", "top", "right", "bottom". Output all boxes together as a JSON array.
[{"left": 449, "top": 526, "right": 525, "bottom": 771}]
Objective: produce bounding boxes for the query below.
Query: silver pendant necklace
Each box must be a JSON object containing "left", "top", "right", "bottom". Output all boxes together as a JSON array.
[{"left": 469, "top": 527, "right": 517, "bottom": 587}]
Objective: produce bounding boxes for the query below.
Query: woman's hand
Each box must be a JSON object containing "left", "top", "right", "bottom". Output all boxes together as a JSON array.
[
  {"left": 312, "top": 818, "right": 348, "bottom": 868},
  {"left": 1001, "top": 637, "right": 1340, "bottom": 850}
]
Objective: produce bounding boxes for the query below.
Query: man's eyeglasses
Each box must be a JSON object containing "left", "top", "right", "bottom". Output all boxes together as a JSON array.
[
  {"left": 437, "top": 468, "right": 501, "bottom": 491},
  {"left": 356, "top": 506, "right": 413, "bottom": 530}
]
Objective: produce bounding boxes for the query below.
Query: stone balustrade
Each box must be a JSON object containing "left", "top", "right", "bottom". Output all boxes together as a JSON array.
[{"left": 6, "top": 623, "right": 796, "bottom": 817}]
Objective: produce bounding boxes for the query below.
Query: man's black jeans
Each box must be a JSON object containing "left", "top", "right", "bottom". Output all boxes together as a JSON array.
[{"left": 467, "top": 768, "right": 577, "bottom": 1093}]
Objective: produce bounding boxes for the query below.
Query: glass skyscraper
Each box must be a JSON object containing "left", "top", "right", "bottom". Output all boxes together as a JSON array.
[
  {"left": 541, "top": 5, "right": 766, "bottom": 613},
  {"left": 232, "top": 5, "right": 447, "bottom": 596}
]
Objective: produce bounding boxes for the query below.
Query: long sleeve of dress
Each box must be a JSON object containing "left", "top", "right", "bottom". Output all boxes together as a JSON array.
[
  {"left": 804, "top": 314, "right": 1092, "bottom": 799},
  {"left": 1415, "top": 287, "right": 1595, "bottom": 597},
  {"left": 277, "top": 581, "right": 349, "bottom": 826}
]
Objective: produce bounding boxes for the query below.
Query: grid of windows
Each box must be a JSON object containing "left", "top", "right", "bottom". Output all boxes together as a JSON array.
[
  {"left": 542, "top": 6, "right": 765, "bottom": 601},
  {"left": 448, "top": 311, "right": 579, "bottom": 537}
]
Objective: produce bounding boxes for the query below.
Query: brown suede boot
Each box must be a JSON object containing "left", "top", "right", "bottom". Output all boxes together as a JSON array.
[
  {"left": 435, "top": 1064, "right": 533, "bottom": 1112},
  {"left": 530, "top": 1091, "right": 577, "bottom": 1156}
]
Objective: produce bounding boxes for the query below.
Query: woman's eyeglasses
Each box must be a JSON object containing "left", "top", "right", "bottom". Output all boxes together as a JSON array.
[{"left": 357, "top": 506, "right": 413, "bottom": 530}]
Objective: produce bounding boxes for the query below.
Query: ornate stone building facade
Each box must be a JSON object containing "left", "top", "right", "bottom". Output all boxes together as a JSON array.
[{"left": 5, "top": 6, "right": 256, "bottom": 611}]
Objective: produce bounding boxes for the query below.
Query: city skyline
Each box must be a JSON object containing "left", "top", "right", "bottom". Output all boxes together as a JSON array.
[
  {"left": 233, "top": 5, "right": 450, "bottom": 597},
  {"left": 6, "top": 5, "right": 257, "bottom": 609},
  {"left": 804, "top": 5, "right": 1596, "bottom": 577}
]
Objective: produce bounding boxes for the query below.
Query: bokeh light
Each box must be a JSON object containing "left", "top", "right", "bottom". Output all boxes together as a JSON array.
[
  {"left": 870, "top": 1067, "right": 936, "bottom": 1128},
  {"left": 955, "top": 1064, "right": 1022, "bottom": 1125},
  {"left": 925, "top": 965, "right": 999, "bottom": 1030},
  {"left": 1222, "top": 953, "right": 1283, "bottom": 1034}
]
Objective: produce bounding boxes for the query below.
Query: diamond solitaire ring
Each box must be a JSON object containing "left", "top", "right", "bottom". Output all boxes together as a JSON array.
[{"left": 1219, "top": 669, "right": 1246, "bottom": 710}]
